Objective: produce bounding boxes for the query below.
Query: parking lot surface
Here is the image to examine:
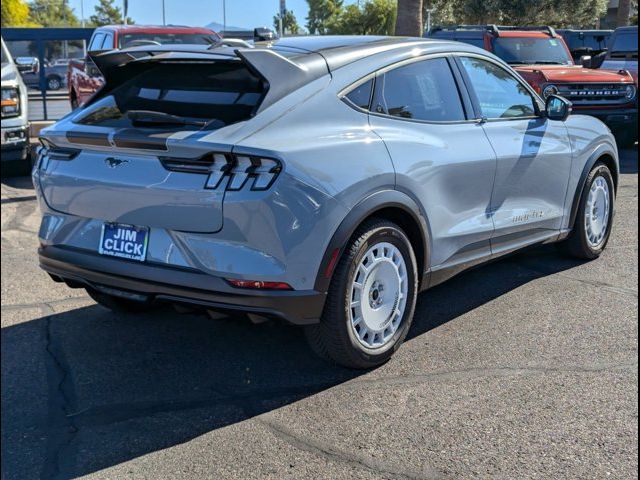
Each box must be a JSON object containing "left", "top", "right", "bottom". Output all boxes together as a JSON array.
[{"left": 2, "top": 149, "right": 638, "bottom": 479}]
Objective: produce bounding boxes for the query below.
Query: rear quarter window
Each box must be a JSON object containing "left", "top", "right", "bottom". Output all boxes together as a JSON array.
[{"left": 344, "top": 79, "right": 373, "bottom": 110}]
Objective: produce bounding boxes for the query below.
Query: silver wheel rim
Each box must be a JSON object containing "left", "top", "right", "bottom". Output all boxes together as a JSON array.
[
  {"left": 349, "top": 242, "right": 408, "bottom": 349},
  {"left": 584, "top": 175, "right": 611, "bottom": 249}
]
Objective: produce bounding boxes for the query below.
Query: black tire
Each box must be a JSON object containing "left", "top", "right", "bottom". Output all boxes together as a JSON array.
[
  {"left": 305, "top": 218, "right": 418, "bottom": 369},
  {"left": 86, "top": 288, "right": 155, "bottom": 313},
  {"left": 47, "top": 75, "right": 62, "bottom": 91},
  {"left": 560, "top": 162, "right": 615, "bottom": 260}
]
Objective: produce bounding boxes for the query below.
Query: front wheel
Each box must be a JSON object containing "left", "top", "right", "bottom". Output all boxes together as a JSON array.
[
  {"left": 560, "top": 162, "right": 615, "bottom": 259},
  {"left": 305, "top": 219, "right": 418, "bottom": 369}
]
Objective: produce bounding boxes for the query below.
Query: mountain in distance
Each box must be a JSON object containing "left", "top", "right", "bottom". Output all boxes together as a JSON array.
[{"left": 205, "top": 21, "right": 252, "bottom": 32}]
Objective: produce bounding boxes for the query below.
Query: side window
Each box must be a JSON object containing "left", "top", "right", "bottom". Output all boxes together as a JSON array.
[
  {"left": 101, "top": 33, "right": 114, "bottom": 50},
  {"left": 345, "top": 79, "right": 373, "bottom": 110},
  {"left": 460, "top": 57, "right": 536, "bottom": 119},
  {"left": 376, "top": 57, "right": 466, "bottom": 122},
  {"left": 88, "top": 33, "right": 105, "bottom": 52}
]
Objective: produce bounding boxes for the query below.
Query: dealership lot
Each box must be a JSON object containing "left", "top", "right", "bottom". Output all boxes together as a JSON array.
[{"left": 1, "top": 148, "right": 637, "bottom": 479}]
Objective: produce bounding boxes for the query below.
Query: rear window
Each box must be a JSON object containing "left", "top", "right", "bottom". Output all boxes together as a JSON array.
[
  {"left": 492, "top": 37, "right": 573, "bottom": 65},
  {"left": 610, "top": 32, "right": 638, "bottom": 54},
  {"left": 74, "top": 62, "right": 264, "bottom": 129},
  {"left": 118, "top": 33, "right": 218, "bottom": 49}
]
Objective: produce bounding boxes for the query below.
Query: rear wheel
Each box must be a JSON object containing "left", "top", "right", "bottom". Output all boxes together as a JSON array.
[
  {"left": 305, "top": 219, "right": 418, "bottom": 369},
  {"left": 86, "top": 288, "right": 156, "bottom": 313},
  {"left": 560, "top": 162, "right": 615, "bottom": 259}
]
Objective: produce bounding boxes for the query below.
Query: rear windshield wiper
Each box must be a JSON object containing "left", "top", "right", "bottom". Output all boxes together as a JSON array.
[
  {"left": 532, "top": 61, "right": 567, "bottom": 65},
  {"left": 127, "top": 110, "right": 208, "bottom": 127}
]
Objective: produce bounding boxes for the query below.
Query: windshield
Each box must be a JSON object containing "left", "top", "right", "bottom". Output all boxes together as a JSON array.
[
  {"left": 118, "top": 33, "right": 219, "bottom": 49},
  {"left": 610, "top": 32, "right": 638, "bottom": 53},
  {"left": 492, "top": 37, "right": 573, "bottom": 65}
]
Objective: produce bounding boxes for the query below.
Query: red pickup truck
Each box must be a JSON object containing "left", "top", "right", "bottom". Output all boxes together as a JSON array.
[
  {"left": 427, "top": 25, "right": 638, "bottom": 147},
  {"left": 68, "top": 25, "right": 220, "bottom": 109}
]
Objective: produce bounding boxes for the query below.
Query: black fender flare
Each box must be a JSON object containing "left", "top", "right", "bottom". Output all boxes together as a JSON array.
[
  {"left": 313, "top": 190, "right": 431, "bottom": 294},
  {"left": 567, "top": 143, "right": 619, "bottom": 231}
]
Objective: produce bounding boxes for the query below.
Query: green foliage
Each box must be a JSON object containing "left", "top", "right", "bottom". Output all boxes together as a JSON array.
[
  {"left": 306, "top": 0, "right": 344, "bottom": 34},
  {"left": 27, "top": 0, "right": 80, "bottom": 27},
  {"left": 443, "top": 0, "right": 610, "bottom": 28},
  {"left": 1, "top": 0, "right": 39, "bottom": 27},
  {"left": 89, "top": 0, "right": 133, "bottom": 26},
  {"left": 274, "top": 9, "right": 302, "bottom": 35},
  {"left": 327, "top": 0, "right": 397, "bottom": 35}
]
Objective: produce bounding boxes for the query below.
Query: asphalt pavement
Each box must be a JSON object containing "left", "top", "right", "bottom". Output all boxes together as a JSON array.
[{"left": 1, "top": 148, "right": 638, "bottom": 479}]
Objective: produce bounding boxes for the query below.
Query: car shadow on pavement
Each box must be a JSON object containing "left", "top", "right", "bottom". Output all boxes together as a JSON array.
[{"left": 1, "top": 244, "right": 587, "bottom": 479}]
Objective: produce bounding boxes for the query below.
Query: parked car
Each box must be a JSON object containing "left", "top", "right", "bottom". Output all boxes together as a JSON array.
[
  {"left": 35, "top": 36, "right": 619, "bottom": 368},
  {"left": 556, "top": 29, "right": 612, "bottom": 67},
  {"left": 601, "top": 26, "right": 638, "bottom": 85},
  {"left": 1, "top": 37, "right": 30, "bottom": 175},
  {"left": 427, "top": 25, "right": 638, "bottom": 147},
  {"left": 68, "top": 24, "right": 221, "bottom": 108},
  {"left": 20, "top": 58, "right": 69, "bottom": 91}
]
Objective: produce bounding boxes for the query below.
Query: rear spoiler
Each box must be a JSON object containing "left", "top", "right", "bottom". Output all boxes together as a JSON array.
[{"left": 89, "top": 45, "right": 329, "bottom": 112}]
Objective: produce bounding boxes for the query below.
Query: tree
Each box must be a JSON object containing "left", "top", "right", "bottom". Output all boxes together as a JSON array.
[
  {"left": 273, "top": 9, "right": 301, "bottom": 35},
  {"left": 28, "top": 0, "right": 80, "bottom": 27},
  {"left": 395, "top": 0, "right": 423, "bottom": 36},
  {"left": 306, "top": 0, "right": 343, "bottom": 34},
  {"left": 1, "top": 0, "right": 39, "bottom": 27},
  {"left": 327, "top": 0, "right": 396, "bottom": 35},
  {"left": 89, "top": 0, "right": 133, "bottom": 26},
  {"left": 617, "top": 0, "right": 632, "bottom": 25}
]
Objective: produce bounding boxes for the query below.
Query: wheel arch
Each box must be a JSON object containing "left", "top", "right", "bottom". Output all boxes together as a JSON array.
[
  {"left": 314, "top": 190, "right": 431, "bottom": 294},
  {"left": 568, "top": 144, "right": 619, "bottom": 231}
]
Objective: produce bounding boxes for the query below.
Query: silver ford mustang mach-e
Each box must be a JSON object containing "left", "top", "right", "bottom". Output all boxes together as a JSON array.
[{"left": 33, "top": 36, "right": 618, "bottom": 369}]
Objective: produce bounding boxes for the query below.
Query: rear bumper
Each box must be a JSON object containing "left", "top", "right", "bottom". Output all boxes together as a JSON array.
[{"left": 39, "top": 245, "right": 326, "bottom": 325}]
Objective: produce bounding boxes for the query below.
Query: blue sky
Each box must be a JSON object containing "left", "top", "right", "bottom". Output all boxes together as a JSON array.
[{"left": 67, "top": 0, "right": 357, "bottom": 30}]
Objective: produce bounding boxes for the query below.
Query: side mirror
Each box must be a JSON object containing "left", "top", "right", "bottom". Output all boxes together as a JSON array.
[
  {"left": 254, "top": 27, "right": 277, "bottom": 42},
  {"left": 580, "top": 55, "right": 593, "bottom": 68},
  {"left": 546, "top": 94, "right": 572, "bottom": 122}
]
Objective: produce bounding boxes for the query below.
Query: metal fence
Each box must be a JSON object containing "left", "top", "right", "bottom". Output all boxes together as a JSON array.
[{"left": 2, "top": 28, "right": 94, "bottom": 121}]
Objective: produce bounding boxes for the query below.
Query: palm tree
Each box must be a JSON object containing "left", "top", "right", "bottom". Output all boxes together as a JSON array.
[
  {"left": 617, "top": 0, "right": 632, "bottom": 26},
  {"left": 395, "top": 0, "right": 424, "bottom": 36}
]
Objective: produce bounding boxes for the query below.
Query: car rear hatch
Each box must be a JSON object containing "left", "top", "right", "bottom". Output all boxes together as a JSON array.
[
  {"left": 38, "top": 53, "right": 265, "bottom": 234},
  {"left": 36, "top": 45, "right": 328, "bottom": 234}
]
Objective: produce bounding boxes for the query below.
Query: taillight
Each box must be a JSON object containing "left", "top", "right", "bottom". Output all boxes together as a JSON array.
[{"left": 160, "top": 153, "right": 282, "bottom": 192}]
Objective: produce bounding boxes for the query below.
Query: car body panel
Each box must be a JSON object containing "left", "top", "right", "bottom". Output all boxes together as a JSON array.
[
  {"left": 34, "top": 36, "right": 619, "bottom": 324},
  {"left": 1, "top": 37, "right": 30, "bottom": 162}
]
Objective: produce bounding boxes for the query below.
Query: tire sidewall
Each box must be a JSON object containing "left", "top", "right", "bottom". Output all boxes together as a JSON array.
[
  {"left": 340, "top": 225, "right": 418, "bottom": 362},
  {"left": 578, "top": 164, "right": 615, "bottom": 257}
]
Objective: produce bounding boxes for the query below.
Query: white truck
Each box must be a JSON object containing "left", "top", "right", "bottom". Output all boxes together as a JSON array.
[{"left": 1, "top": 37, "right": 30, "bottom": 175}]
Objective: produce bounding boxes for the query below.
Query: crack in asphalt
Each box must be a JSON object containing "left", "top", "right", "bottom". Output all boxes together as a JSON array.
[
  {"left": 257, "top": 417, "right": 445, "bottom": 480},
  {"left": 41, "top": 314, "right": 80, "bottom": 480}
]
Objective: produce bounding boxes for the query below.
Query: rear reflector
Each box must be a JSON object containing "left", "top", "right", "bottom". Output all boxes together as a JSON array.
[{"left": 226, "top": 279, "right": 293, "bottom": 290}]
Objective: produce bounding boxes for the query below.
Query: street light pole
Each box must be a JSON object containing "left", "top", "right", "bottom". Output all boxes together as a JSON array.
[
  {"left": 162, "top": 0, "right": 166, "bottom": 25},
  {"left": 223, "top": 0, "right": 226, "bottom": 33}
]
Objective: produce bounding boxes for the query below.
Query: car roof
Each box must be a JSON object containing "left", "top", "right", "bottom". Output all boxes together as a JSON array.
[
  {"left": 270, "top": 36, "right": 458, "bottom": 70},
  {"left": 96, "top": 24, "right": 217, "bottom": 34}
]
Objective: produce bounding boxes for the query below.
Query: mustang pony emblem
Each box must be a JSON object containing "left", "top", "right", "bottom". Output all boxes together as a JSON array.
[{"left": 105, "top": 157, "right": 129, "bottom": 168}]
